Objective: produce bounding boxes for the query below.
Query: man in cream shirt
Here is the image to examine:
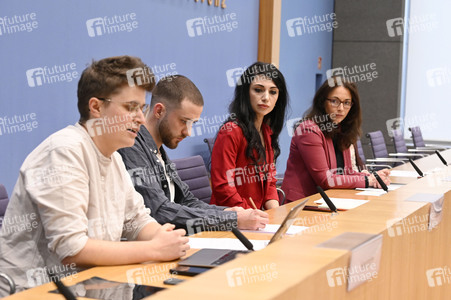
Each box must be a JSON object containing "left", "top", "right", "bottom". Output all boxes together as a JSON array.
[{"left": 0, "top": 56, "right": 189, "bottom": 296}]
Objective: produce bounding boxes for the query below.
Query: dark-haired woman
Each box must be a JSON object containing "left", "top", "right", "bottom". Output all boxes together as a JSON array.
[
  {"left": 210, "top": 62, "right": 288, "bottom": 209},
  {"left": 281, "top": 77, "right": 390, "bottom": 202}
]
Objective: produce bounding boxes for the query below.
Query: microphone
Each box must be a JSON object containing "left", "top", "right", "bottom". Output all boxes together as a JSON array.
[
  {"left": 48, "top": 271, "right": 77, "bottom": 300},
  {"left": 316, "top": 186, "right": 338, "bottom": 213},
  {"left": 231, "top": 227, "right": 254, "bottom": 251},
  {"left": 373, "top": 172, "right": 388, "bottom": 193},
  {"left": 408, "top": 158, "right": 424, "bottom": 177},
  {"left": 435, "top": 150, "right": 448, "bottom": 166}
]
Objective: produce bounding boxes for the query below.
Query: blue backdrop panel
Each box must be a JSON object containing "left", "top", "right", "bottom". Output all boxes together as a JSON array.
[
  {"left": 0, "top": 0, "right": 259, "bottom": 195},
  {"left": 278, "top": 0, "right": 335, "bottom": 174}
]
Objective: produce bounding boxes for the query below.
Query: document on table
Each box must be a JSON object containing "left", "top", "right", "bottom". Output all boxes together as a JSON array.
[
  {"left": 355, "top": 183, "right": 404, "bottom": 196},
  {"left": 188, "top": 238, "right": 269, "bottom": 251},
  {"left": 242, "top": 224, "right": 309, "bottom": 235},
  {"left": 315, "top": 198, "right": 369, "bottom": 210},
  {"left": 389, "top": 170, "right": 419, "bottom": 177}
]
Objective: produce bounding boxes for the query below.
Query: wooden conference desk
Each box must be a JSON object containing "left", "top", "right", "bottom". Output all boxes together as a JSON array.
[{"left": 6, "top": 150, "right": 451, "bottom": 299}]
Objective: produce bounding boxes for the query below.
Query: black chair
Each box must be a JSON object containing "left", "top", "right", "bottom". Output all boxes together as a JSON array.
[
  {"left": 0, "top": 272, "right": 15, "bottom": 295},
  {"left": 409, "top": 126, "right": 449, "bottom": 151},
  {"left": 203, "top": 137, "right": 215, "bottom": 155},
  {"left": 172, "top": 155, "right": 212, "bottom": 204},
  {"left": 356, "top": 139, "right": 392, "bottom": 171},
  {"left": 366, "top": 131, "right": 411, "bottom": 166},
  {"left": 392, "top": 129, "right": 428, "bottom": 156},
  {"left": 277, "top": 188, "right": 286, "bottom": 205},
  {"left": 0, "top": 184, "right": 9, "bottom": 228}
]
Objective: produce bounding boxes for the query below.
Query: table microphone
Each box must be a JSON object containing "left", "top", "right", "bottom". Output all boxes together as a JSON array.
[
  {"left": 316, "top": 186, "right": 338, "bottom": 213},
  {"left": 231, "top": 227, "right": 254, "bottom": 251},
  {"left": 408, "top": 158, "right": 424, "bottom": 177},
  {"left": 435, "top": 150, "right": 448, "bottom": 166},
  {"left": 48, "top": 271, "right": 77, "bottom": 300},
  {"left": 373, "top": 172, "right": 388, "bottom": 193}
]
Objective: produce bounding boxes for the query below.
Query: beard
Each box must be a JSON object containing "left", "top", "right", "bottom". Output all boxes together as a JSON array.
[{"left": 159, "top": 115, "right": 183, "bottom": 149}]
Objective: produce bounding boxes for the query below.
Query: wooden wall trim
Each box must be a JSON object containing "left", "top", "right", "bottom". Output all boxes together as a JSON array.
[{"left": 258, "top": 0, "right": 282, "bottom": 66}]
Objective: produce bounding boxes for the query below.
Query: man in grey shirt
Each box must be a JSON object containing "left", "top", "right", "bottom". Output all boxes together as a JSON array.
[{"left": 118, "top": 75, "right": 269, "bottom": 233}]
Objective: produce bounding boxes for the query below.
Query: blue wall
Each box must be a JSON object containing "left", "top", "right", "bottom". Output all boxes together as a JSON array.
[
  {"left": 278, "top": 0, "right": 335, "bottom": 173},
  {"left": 0, "top": 0, "right": 334, "bottom": 195},
  {"left": 0, "top": 0, "right": 259, "bottom": 195}
]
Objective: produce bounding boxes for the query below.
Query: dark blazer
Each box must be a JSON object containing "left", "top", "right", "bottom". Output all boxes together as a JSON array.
[
  {"left": 118, "top": 126, "right": 236, "bottom": 232},
  {"left": 281, "top": 120, "right": 366, "bottom": 202}
]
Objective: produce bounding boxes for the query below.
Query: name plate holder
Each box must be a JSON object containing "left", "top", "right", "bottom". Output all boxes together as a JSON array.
[
  {"left": 405, "top": 193, "right": 444, "bottom": 230},
  {"left": 317, "top": 232, "right": 383, "bottom": 292}
]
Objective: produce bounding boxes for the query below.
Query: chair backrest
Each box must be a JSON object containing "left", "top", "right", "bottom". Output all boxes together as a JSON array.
[
  {"left": 392, "top": 129, "right": 408, "bottom": 153},
  {"left": 172, "top": 155, "right": 212, "bottom": 204},
  {"left": 356, "top": 138, "right": 366, "bottom": 161},
  {"left": 409, "top": 126, "right": 425, "bottom": 147},
  {"left": 366, "top": 130, "right": 389, "bottom": 158},
  {"left": 0, "top": 184, "right": 9, "bottom": 219},
  {"left": 203, "top": 138, "right": 215, "bottom": 155}
]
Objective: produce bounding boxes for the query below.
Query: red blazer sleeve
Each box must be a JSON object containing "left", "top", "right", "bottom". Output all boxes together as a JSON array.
[
  {"left": 210, "top": 125, "right": 253, "bottom": 209},
  {"left": 293, "top": 124, "right": 366, "bottom": 189}
]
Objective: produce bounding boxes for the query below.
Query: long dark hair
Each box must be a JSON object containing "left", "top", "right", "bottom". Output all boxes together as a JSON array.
[
  {"left": 227, "top": 62, "right": 289, "bottom": 164},
  {"left": 303, "top": 77, "right": 362, "bottom": 150}
]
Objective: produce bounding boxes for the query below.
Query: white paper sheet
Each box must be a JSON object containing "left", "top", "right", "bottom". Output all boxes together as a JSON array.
[
  {"left": 188, "top": 238, "right": 269, "bottom": 251},
  {"left": 389, "top": 170, "right": 419, "bottom": 177},
  {"left": 242, "top": 224, "right": 309, "bottom": 235},
  {"left": 315, "top": 198, "right": 369, "bottom": 210},
  {"left": 356, "top": 183, "right": 404, "bottom": 192},
  {"left": 356, "top": 190, "right": 387, "bottom": 196}
]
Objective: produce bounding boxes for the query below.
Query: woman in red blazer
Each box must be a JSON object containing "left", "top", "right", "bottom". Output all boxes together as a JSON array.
[
  {"left": 281, "top": 77, "right": 390, "bottom": 202},
  {"left": 210, "top": 62, "right": 288, "bottom": 209}
]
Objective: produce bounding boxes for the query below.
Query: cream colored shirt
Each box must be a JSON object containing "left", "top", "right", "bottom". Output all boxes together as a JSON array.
[{"left": 0, "top": 123, "right": 155, "bottom": 295}]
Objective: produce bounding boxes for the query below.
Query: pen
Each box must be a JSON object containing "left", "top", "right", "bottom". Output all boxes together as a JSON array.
[{"left": 248, "top": 197, "right": 258, "bottom": 210}]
